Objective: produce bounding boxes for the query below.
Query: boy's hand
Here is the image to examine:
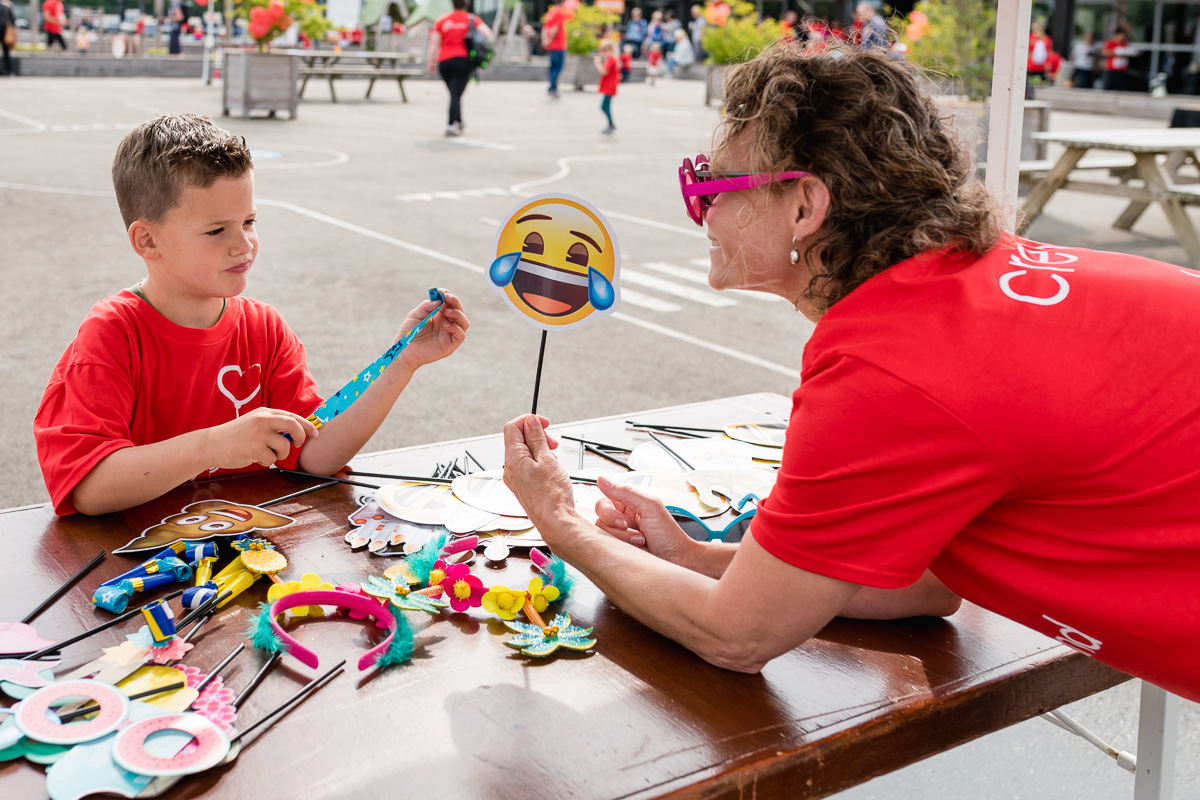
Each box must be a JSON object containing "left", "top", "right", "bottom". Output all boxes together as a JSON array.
[
  {"left": 399, "top": 290, "right": 469, "bottom": 371},
  {"left": 205, "top": 408, "right": 318, "bottom": 469}
]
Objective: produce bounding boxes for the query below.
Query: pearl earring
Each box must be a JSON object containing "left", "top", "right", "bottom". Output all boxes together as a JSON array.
[{"left": 789, "top": 239, "right": 800, "bottom": 265}]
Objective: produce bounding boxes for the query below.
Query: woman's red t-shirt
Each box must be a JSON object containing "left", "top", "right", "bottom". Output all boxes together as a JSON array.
[
  {"left": 598, "top": 56, "right": 619, "bottom": 96},
  {"left": 434, "top": 11, "right": 480, "bottom": 62}
]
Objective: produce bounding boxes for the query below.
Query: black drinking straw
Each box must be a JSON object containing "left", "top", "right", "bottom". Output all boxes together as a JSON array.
[
  {"left": 647, "top": 431, "right": 697, "bottom": 471},
  {"left": 530, "top": 330, "right": 548, "bottom": 415},
  {"left": 177, "top": 589, "right": 232, "bottom": 629},
  {"left": 193, "top": 644, "right": 245, "bottom": 697},
  {"left": 277, "top": 469, "right": 381, "bottom": 490},
  {"left": 344, "top": 470, "right": 454, "bottom": 485},
  {"left": 464, "top": 450, "right": 487, "bottom": 472},
  {"left": 23, "top": 589, "right": 186, "bottom": 661},
  {"left": 583, "top": 444, "right": 632, "bottom": 470},
  {"left": 625, "top": 421, "right": 725, "bottom": 434},
  {"left": 20, "top": 551, "right": 106, "bottom": 625},
  {"left": 229, "top": 659, "right": 345, "bottom": 746},
  {"left": 260, "top": 481, "right": 339, "bottom": 508},
  {"left": 57, "top": 681, "right": 187, "bottom": 722},
  {"left": 233, "top": 650, "right": 282, "bottom": 709},
  {"left": 559, "top": 434, "right": 632, "bottom": 453}
]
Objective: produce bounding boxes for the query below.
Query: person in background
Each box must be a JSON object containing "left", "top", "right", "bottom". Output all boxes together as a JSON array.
[
  {"left": 595, "top": 39, "right": 619, "bottom": 134},
  {"left": 688, "top": 4, "right": 705, "bottom": 62},
  {"left": 167, "top": 0, "right": 184, "bottom": 55},
  {"left": 542, "top": 0, "right": 568, "bottom": 98},
  {"left": 645, "top": 40, "right": 663, "bottom": 86},
  {"left": 427, "top": 0, "right": 493, "bottom": 137},
  {"left": 1070, "top": 32, "right": 1096, "bottom": 89},
  {"left": 668, "top": 27, "right": 694, "bottom": 77},
  {"left": 781, "top": 10, "right": 798, "bottom": 39},
  {"left": 42, "top": 0, "right": 67, "bottom": 50},
  {"left": 0, "top": 0, "right": 16, "bottom": 76},
  {"left": 850, "top": 2, "right": 887, "bottom": 51},
  {"left": 647, "top": 10, "right": 665, "bottom": 54},
  {"left": 624, "top": 7, "right": 646, "bottom": 59},
  {"left": 1027, "top": 19, "right": 1054, "bottom": 81},
  {"left": 662, "top": 9, "right": 680, "bottom": 55},
  {"left": 75, "top": 23, "right": 91, "bottom": 53},
  {"left": 1102, "top": 26, "right": 1134, "bottom": 91},
  {"left": 620, "top": 43, "right": 633, "bottom": 82}
]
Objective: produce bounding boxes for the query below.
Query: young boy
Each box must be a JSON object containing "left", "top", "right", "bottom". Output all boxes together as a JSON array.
[
  {"left": 34, "top": 114, "right": 469, "bottom": 516},
  {"left": 619, "top": 43, "right": 633, "bottom": 83},
  {"left": 594, "top": 40, "right": 619, "bottom": 135}
]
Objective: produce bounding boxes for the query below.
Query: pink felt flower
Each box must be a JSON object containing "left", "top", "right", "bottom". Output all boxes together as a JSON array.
[
  {"left": 149, "top": 638, "right": 193, "bottom": 665},
  {"left": 439, "top": 563, "right": 486, "bottom": 612},
  {"left": 335, "top": 583, "right": 390, "bottom": 629},
  {"left": 193, "top": 682, "right": 238, "bottom": 731}
]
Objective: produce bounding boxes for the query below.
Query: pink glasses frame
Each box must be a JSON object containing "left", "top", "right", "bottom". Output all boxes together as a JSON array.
[{"left": 678, "top": 154, "right": 811, "bottom": 226}]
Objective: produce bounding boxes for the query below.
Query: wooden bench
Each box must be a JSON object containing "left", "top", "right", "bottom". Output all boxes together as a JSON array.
[{"left": 298, "top": 65, "right": 423, "bottom": 103}]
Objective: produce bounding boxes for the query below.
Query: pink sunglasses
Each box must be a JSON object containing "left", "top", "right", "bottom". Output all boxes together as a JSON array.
[{"left": 679, "top": 154, "right": 810, "bottom": 226}]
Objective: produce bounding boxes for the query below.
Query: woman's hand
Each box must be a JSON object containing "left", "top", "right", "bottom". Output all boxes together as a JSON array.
[
  {"left": 502, "top": 415, "right": 574, "bottom": 537},
  {"left": 594, "top": 474, "right": 701, "bottom": 569},
  {"left": 399, "top": 290, "right": 469, "bottom": 371}
]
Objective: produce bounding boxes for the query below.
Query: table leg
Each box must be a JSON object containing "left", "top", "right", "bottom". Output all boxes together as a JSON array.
[
  {"left": 298, "top": 74, "right": 310, "bottom": 98},
  {"left": 397, "top": 78, "right": 408, "bottom": 103},
  {"left": 327, "top": 76, "right": 337, "bottom": 103},
  {"left": 365, "top": 76, "right": 377, "bottom": 99},
  {"left": 1114, "top": 151, "right": 1187, "bottom": 230},
  {"left": 1132, "top": 682, "right": 1179, "bottom": 800},
  {"left": 1135, "top": 152, "right": 1200, "bottom": 268},
  {"left": 1017, "top": 146, "right": 1086, "bottom": 235}
]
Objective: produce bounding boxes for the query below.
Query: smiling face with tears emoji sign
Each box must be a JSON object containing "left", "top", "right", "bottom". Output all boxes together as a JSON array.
[{"left": 488, "top": 195, "right": 620, "bottom": 330}]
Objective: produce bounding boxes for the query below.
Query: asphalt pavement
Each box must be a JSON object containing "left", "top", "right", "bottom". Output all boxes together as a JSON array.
[{"left": 0, "top": 73, "right": 1195, "bottom": 798}]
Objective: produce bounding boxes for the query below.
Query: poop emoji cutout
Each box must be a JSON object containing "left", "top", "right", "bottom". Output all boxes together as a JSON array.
[
  {"left": 116, "top": 501, "right": 295, "bottom": 554},
  {"left": 488, "top": 195, "right": 621, "bottom": 330}
]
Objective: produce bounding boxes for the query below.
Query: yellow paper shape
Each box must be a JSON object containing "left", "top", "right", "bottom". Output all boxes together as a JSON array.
[{"left": 117, "top": 666, "right": 199, "bottom": 711}]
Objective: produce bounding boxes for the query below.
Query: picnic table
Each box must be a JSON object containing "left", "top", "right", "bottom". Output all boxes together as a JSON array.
[
  {"left": 1018, "top": 129, "right": 1200, "bottom": 267},
  {"left": 282, "top": 49, "right": 423, "bottom": 103},
  {"left": 0, "top": 393, "right": 1178, "bottom": 799}
]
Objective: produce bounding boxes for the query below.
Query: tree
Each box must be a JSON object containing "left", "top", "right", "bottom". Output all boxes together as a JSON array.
[{"left": 901, "top": 0, "right": 997, "bottom": 100}]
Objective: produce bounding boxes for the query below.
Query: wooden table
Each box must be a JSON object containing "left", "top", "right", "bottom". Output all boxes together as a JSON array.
[
  {"left": 1018, "top": 129, "right": 1200, "bottom": 267},
  {"left": 283, "top": 49, "right": 423, "bottom": 103},
  {"left": 0, "top": 393, "right": 1133, "bottom": 799}
]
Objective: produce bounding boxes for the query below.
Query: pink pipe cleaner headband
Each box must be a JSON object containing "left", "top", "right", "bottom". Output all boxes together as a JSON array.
[{"left": 256, "top": 590, "right": 412, "bottom": 671}]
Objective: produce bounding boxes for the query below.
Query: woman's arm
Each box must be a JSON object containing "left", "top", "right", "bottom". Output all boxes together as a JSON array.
[{"left": 426, "top": 31, "right": 441, "bottom": 73}]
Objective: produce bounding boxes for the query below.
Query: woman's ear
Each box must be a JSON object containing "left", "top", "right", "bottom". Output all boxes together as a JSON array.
[
  {"left": 791, "top": 178, "right": 831, "bottom": 243},
  {"left": 128, "top": 220, "right": 159, "bottom": 261}
]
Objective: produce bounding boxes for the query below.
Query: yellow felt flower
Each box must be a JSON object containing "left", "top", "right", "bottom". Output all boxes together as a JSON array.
[
  {"left": 526, "top": 577, "right": 560, "bottom": 614},
  {"left": 481, "top": 585, "right": 527, "bottom": 620},
  {"left": 266, "top": 572, "right": 334, "bottom": 617}
]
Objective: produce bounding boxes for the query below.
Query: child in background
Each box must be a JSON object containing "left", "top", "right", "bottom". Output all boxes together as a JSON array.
[
  {"left": 34, "top": 113, "right": 470, "bottom": 516},
  {"left": 594, "top": 40, "right": 619, "bottom": 134},
  {"left": 620, "top": 43, "right": 633, "bottom": 82},
  {"left": 646, "top": 41, "right": 663, "bottom": 86}
]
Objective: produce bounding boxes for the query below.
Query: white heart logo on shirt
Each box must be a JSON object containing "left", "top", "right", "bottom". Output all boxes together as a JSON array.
[{"left": 217, "top": 364, "right": 262, "bottom": 417}]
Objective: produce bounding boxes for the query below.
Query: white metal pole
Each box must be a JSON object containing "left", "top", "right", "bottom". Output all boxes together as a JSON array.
[
  {"left": 986, "top": 0, "right": 1032, "bottom": 231},
  {"left": 1133, "top": 683, "right": 1179, "bottom": 800}
]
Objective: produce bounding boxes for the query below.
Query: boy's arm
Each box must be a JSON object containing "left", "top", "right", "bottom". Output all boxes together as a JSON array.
[
  {"left": 297, "top": 291, "right": 468, "bottom": 475},
  {"left": 71, "top": 408, "right": 316, "bottom": 516}
]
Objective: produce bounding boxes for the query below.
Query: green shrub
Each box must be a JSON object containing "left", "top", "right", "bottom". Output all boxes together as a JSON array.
[
  {"left": 565, "top": 3, "right": 619, "bottom": 56},
  {"left": 900, "top": 0, "right": 997, "bottom": 99},
  {"left": 701, "top": 1, "right": 783, "bottom": 65}
]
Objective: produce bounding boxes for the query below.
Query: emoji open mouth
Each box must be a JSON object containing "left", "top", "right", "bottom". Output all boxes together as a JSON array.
[
  {"left": 512, "top": 259, "right": 590, "bottom": 317},
  {"left": 211, "top": 508, "right": 253, "bottom": 522}
]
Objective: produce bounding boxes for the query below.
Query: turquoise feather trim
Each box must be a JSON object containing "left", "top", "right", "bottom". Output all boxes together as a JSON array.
[
  {"left": 374, "top": 605, "right": 415, "bottom": 669},
  {"left": 544, "top": 555, "right": 575, "bottom": 599},
  {"left": 406, "top": 529, "right": 451, "bottom": 585},
  {"left": 247, "top": 601, "right": 286, "bottom": 654}
]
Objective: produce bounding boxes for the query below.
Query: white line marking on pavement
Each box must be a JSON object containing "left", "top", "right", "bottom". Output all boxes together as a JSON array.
[
  {"left": 611, "top": 312, "right": 798, "bottom": 377},
  {"left": 252, "top": 145, "right": 350, "bottom": 170},
  {"left": 0, "top": 109, "right": 49, "bottom": 133},
  {"left": 446, "top": 138, "right": 518, "bottom": 151},
  {"left": 0, "top": 181, "right": 111, "bottom": 197},
  {"left": 661, "top": 259, "right": 780, "bottom": 302},
  {"left": 621, "top": 269, "right": 739, "bottom": 307},
  {"left": 398, "top": 187, "right": 510, "bottom": 202},
  {"left": 618, "top": 289, "right": 684, "bottom": 313},
  {"left": 480, "top": 217, "right": 500, "bottom": 226}
]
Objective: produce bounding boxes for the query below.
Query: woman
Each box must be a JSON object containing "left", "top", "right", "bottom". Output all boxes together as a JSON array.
[
  {"left": 503, "top": 45, "right": 1200, "bottom": 703},
  {"left": 427, "top": 0, "right": 493, "bottom": 137}
]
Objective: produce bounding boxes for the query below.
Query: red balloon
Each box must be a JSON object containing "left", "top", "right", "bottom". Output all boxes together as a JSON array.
[
  {"left": 248, "top": 20, "right": 271, "bottom": 39},
  {"left": 267, "top": 0, "right": 285, "bottom": 20},
  {"left": 249, "top": 6, "right": 268, "bottom": 23}
]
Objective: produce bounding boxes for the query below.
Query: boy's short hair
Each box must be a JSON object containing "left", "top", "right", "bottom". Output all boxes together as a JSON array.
[{"left": 111, "top": 113, "right": 252, "bottom": 229}]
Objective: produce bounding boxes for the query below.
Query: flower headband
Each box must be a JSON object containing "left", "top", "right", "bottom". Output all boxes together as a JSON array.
[{"left": 248, "top": 589, "right": 414, "bottom": 671}]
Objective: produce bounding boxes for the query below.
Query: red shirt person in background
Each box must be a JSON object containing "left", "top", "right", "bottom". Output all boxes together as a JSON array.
[
  {"left": 595, "top": 39, "right": 619, "bottom": 134},
  {"left": 542, "top": 0, "right": 568, "bottom": 97},
  {"left": 1102, "top": 27, "right": 1134, "bottom": 91},
  {"left": 427, "top": 0, "right": 492, "bottom": 137},
  {"left": 1027, "top": 19, "right": 1054, "bottom": 80},
  {"left": 42, "top": 0, "right": 67, "bottom": 50}
]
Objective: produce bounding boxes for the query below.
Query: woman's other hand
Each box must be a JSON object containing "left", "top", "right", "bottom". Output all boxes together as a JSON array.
[{"left": 594, "top": 474, "right": 701, "bottom": 569}]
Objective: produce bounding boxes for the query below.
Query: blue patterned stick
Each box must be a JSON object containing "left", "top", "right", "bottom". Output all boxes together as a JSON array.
[{"left": 306, "top": 288, "right": 446, "bottom": 429}]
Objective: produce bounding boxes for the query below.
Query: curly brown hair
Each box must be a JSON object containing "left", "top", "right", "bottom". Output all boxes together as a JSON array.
[
  {"left": 111, "top": 113, "right": 252, "bottom": 229},
  {"left": 717, "top": 44, "right": 1002, "bottom": 312}
]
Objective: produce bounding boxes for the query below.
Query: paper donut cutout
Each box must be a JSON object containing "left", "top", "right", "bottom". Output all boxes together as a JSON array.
[
  {"left": 16, "top": 680, "right": 130, "bottom": 745},
  {"left": 111, "top": 712, "right": 230, "bottom": 777}
]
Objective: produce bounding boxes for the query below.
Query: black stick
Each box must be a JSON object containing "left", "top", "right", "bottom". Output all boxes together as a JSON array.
[
  {"left": 177, "top": 589, "right": 232, "bottom": 629},
  {"left": 58, "top": 681, "right": 186, "bottom": 722},
  {"left": 344, "top": 470, "right": 453, "bottom": 485},
  {"left": 21, "top": 551, "right": 106, "bottom": 625},
  {"left": 648, "top": 431, "right": 696, "bottom": 470},
  {"left": 277, "top": 469, "right": 381, "bottom": 490},
  {"left": 229, "top": 659, "right": 345, "bottom": 746},
  {"left": 626, "top": 421, "right": 725, "bottom": 433},
  {"left": 584, "top": 444, "right": 632, "bottom": 470},
  {"left": 559, "top": 434, "right": 632, "bottom": 453},
  {"left": 233, "top": 650, "right": 282, "bottom": 709},
  {"left": 531, "top": 329, "right": 548, "bottom": 415},
  {"left": 193, "top": 644, "right": 245, "bottom": 697},
  {"left": 23, "top": 589, "right": 185, "bottom": 661},
  {"left": 261, "top": 481, "right": 339, "bottom": 508},
  {"left": 464, "top": 450, "right": 487, "bottom": 472}
]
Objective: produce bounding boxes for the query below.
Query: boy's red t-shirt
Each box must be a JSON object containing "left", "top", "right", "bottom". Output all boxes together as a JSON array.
[
  {"left": 598, "top": 55, "right": 619, "bottom": 95},
  {"left": 621, "top": 52, "right": 632, "bottom": 70},
  {"left": 1105, "top": 38, "right": 1131, "bottom": 71},
  {"left": 433, "top": 10, "right": 481, "bottom": 62},
  {"left": 647, "top": 50, "right": 662, "bottom": 66},
  {"left": 543, "top": 7, "right": 567, "bottom": 51},
  {"left": 34, "top": 292, "right": 322, "bottom": 515},
  {"left": 751, "top": 236, "right": 1200, "bottom": 702}
]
